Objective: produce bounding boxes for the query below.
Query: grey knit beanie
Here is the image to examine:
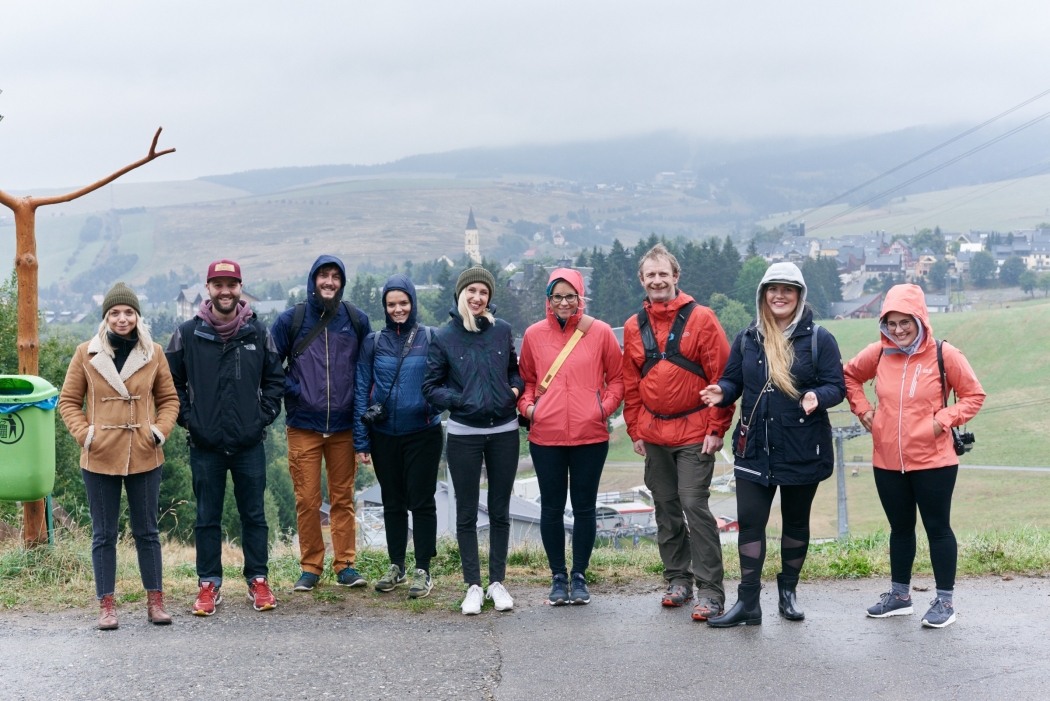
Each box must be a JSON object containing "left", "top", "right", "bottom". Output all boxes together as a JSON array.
[
  {"left": 102, "top": 282, "right": 141, "bottom": 316},
  {"left": 455, "top": 266, "right": 496, "bottom": 300}
]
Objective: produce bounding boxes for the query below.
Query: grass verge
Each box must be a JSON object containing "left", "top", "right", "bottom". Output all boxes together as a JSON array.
[{"left": 2, "top": 527, "right": 1048, "bottom": 612}]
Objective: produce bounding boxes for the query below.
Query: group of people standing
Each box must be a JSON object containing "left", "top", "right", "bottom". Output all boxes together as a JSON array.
[{"left": 57, "top": 243, "right": 984, "bottom": 631}]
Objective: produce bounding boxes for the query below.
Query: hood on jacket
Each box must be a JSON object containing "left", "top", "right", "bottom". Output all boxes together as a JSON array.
[
  {"left": 879, "top": 284, "right": 933, "bottom": 354},
  {"left": 381, "top": 273, "right": 418, "bottom": 330},
  {"left": 306, "top": 254, "right": 347, "bottom": 311},
  {"left": 757, "top": 261, "right": 808, "bottom": 338},
  {"left": 544, "top": 267, "right": 586, "bottom": 324}
]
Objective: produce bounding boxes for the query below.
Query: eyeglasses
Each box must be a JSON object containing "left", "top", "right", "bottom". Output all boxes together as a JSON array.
[
  {"left": 550, "top": 294, "right": 579, "bottom": 304},
  {"left": 885, "top": 319, "right": 914, "bottom": 331}
]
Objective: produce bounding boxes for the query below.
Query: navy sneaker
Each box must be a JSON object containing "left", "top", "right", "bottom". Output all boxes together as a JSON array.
[
  {"left": 921, "top": 598, "right": 956, "bottom": 628},
  {"left": 866, "top": 591, "right": 914, "bottom": 618},
  {"left": 293, "top": 572, "right": 320, "bottom": 592},
  {"left": 549, "top": 574, "right": 569, "bottom": 606},
  {"left": 336, "top": 567, "right": 367, "bottom": 588},
  {"left": 570, "top": 573, "right": 591, "bottom": 605}
]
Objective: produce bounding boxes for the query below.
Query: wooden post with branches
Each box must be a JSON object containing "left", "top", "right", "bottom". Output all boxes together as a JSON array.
[{"left": 0, "top": 128, "right": 175, "bottom": 546}]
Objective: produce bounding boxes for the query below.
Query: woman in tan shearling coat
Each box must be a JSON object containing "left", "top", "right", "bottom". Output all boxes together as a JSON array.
[{"left": 58, "top": 282, "right": 180, "bottom": 630}]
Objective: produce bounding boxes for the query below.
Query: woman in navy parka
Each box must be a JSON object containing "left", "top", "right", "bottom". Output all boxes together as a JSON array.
[
  {"left": 701, "top": 262, "right": 846, "bottom": 627},
  {"left": 354, "top": 274, "right": 443, "bottom": 599}
]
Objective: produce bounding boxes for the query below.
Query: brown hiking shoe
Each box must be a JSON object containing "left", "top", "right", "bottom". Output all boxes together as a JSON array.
[
  {"left": 147, "top": 591, "right": 173, "bottom": 625},
  {"left": 98, "top": 595, "right": 118, "bottom": 630}
]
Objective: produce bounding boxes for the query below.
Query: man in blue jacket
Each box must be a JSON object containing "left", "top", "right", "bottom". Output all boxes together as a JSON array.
[{"left": 271, "top": 255, "right": 370, "bottom": 591}]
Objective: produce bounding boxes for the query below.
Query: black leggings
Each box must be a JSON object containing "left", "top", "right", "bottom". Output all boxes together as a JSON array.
[
  {"left": 736, "top": 479, "right": 820, "bottom": 587},
  {"left": 873, "top": 465, "right": 958, "bottom": 591},
  {"left": 371, "top": 425, "right": 444, "bottom": 573},
  {"left": 529, "top": 441, "right": 609, "bottom": 577}
]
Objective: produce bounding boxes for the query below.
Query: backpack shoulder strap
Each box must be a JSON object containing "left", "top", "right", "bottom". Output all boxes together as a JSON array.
[
  {"left": 936, "top": 339, "right": 948, "bottom": 408},
  {"left": 811, "top": 323, "right": 820, "bottom": 365},
  {"left": 638, "top": 308, "right": 660, "bottom": 378},
  {"left": 289, "top": 302, "right": 307, "bottom": 346},
  {"left": 664, "top": 302, "right": 707, "bottom": 381},
  {"left": 342, "top": 301, "right": 365, "bottom": 341},
  {"left": 422, "top": 325, "right": 433, "bottom": 344}
]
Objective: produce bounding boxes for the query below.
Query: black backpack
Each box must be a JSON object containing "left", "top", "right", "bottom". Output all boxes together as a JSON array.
[{"left": 637, "top": 301, "right": 708, "bottom": 380}]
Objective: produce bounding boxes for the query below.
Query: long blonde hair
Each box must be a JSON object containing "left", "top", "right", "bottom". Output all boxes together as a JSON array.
[
  {"left": 457, "top": 289, "right": 495, "bottom": 333},
  {"left": 97, "top": 313, "right": 154, "bottom": 361},
  {"left": 757, "top": 293, "right": 799, "bottom": 399}
]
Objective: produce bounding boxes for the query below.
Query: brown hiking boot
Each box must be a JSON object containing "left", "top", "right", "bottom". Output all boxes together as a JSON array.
[
  {"left": 147, "top": 591, "right": 173, "bottom": 625},
  {"left": 98, "top": 595, "right": 118, "bottom": 630}
]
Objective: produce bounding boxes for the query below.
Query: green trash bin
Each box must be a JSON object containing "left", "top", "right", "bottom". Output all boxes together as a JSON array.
[{"left": 0, "top": 375, "right": 59, "bottom": 501}]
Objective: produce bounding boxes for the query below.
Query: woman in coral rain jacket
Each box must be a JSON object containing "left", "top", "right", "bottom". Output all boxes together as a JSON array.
[
  {"left": 58, "top": 283, "right": 180, "bottom": 630},
  {"left": 517, "top": 268, "right": 624, "bottom": 606},
  {"left": 844, "top": 284, "right": 984, "bottom": 629}
]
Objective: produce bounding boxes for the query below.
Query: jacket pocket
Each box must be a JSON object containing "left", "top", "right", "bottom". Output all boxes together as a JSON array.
[{"left": 779, "top": 411, "right": 823, "bottom": 463}]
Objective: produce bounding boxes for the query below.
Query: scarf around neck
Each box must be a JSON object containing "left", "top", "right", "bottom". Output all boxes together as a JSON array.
[{"left": 198, "top": 299, "right": 253, "bottom": 342}]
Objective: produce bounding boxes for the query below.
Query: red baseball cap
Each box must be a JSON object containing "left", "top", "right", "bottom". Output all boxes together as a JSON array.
[{"left": 207, "top": 259, "right": 242, "bottom": 282}]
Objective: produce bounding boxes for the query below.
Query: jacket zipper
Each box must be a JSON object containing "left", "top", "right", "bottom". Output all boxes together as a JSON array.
[
  {"left": 897, "top": 356, "right": 910, "bottom": 472},
  {"left": 393, "top": 327, "right": 402, "bottom": 432},
  {"left": 235, "top": 346, "right": 241, "bottom": 380},
  {"left": 595, "top": 390, "right": 604, "bottom": 420},
  {"left": 909, "top": 364, "right": 922, "bottom": 398},
  {"left": 325, "top": 328, "right": 331, "bottom": 432}
]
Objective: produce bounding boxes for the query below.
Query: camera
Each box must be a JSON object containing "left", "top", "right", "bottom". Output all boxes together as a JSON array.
[
  {"left": 951, "top": 427, "right": 975, "bottom": 456},
  {"left": 360, "top": 403, "right": 388, "bottom": 428}
]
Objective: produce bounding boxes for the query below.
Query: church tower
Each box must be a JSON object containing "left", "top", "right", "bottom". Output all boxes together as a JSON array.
[{"left": 464, "top": 207, "right": 481, "bottom": 263}]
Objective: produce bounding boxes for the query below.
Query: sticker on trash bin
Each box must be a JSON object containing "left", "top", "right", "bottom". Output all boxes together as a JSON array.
[{"left": 0, "top": 413, "right": 24, "bottom": 444}]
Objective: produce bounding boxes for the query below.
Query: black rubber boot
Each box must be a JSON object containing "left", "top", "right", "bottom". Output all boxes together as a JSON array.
[
  {"left": 777, "top": 574, "right": 805, "bottom": 621},
  {"left": 707, "top": 583, "right": 762, "bottom": 628}
]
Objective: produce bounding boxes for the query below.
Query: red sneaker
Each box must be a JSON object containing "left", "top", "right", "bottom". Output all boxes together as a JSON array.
[
  {"left": 192, "top": 582, "right": 222, "bottom": 616},
  {"left": 247, "top": 577, "right": 277, "bottom": 611}
]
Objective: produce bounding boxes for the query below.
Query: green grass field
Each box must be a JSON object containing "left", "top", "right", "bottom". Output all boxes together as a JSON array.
[{"left": 758, "top": 171, "right": 1050, "bottom": 239}]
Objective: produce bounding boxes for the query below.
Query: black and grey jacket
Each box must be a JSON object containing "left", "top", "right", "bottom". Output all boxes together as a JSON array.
[{"left": 165, "top": 315, "right": 285, "bottom": 455}]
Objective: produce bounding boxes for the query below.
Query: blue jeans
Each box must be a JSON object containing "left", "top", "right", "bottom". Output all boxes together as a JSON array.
[
  {"left": 529, "top": 441, "right": 609, "bottom": 578},
  {"left": 190, "top": 443, "right": 269, "bottom": 586},
  {"left": 82, "top": 466, "right": 164, "bottom": 599}
]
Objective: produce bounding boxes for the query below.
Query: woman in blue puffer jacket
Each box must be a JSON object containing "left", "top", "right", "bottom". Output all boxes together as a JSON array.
[
  {"left": 354, "top": 274, "right": 443, "bottom": 599},
  {"left": 422, "top": 266, "right": 524, "bottom": 616}
]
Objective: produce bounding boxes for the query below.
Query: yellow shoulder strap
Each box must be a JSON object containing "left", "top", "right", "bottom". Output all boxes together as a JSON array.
[{"left": 537, "top": 315, "right": 593, "bottom": 396}]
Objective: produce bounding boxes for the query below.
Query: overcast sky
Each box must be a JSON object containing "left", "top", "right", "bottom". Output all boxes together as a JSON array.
[{"left": 2, "top": 0, "right": 1049, "bottom": 189}]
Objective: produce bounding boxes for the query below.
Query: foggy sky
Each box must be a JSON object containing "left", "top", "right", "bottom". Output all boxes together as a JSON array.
[{"left": 2, "top": 0, "right": 1049, "bottom": 189}]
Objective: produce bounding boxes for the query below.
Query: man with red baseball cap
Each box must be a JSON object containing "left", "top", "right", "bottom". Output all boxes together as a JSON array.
[{"left": 166, "top": 259, "right": 285, "bottom": 616}]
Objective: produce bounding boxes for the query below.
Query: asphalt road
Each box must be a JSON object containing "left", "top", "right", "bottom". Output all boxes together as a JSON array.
[{"left": 1, "top": 576, "right": 1047, "bottom": 700}]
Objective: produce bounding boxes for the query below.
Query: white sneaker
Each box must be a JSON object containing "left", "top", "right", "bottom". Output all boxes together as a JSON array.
[
  {"left": 486, "top": 581, "right": 514, "bottom": 611},
  {"left": 461, "top": 584, "right": 484, "bottom": 615}
]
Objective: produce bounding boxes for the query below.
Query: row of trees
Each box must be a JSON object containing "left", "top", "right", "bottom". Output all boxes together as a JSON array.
[{"left": 335, "top": 233, "right": 843, "bottom": 343}]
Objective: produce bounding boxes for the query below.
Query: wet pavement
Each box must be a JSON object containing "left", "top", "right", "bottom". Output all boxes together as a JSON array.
[{"left": 1, "top": 576, "right": 1046, "bottom": 700}]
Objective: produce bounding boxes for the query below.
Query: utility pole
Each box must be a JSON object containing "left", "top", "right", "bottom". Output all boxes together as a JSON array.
[
  {"left": 832, "top": 421, "right": 867, "bottom": 540},
  {"left": 0, "top": 126, "right": 174, "bottom": 547}
]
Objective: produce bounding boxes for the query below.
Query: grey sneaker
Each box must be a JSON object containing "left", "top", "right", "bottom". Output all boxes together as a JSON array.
[
  {"left": 866, "top": 591, "right": 914, "bottom": 618},
  {"left": 408, "top": 569, "right": 433, "bottom": 599},
  {"left": 375, "top": 565, "right": 407, "bottom": 593},
  {"left": 921, "top": 598, "right": 956, "bottom": 628},
  {"left": 293, "top": 572, "right": 319, "bottom": 592}
]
